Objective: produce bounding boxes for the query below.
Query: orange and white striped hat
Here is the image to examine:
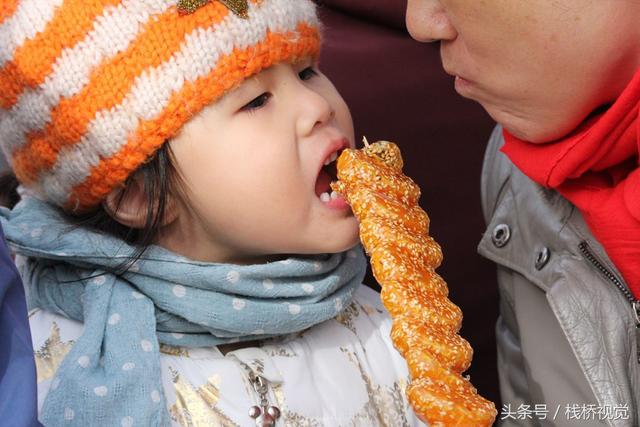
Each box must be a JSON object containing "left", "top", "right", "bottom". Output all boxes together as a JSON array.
[{"left": 0, "top": 0, "right": 320, "bottom": 213}]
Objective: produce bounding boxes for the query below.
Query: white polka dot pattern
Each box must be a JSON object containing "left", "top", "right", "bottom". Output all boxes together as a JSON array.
[
  {"left": 140, "top": 340, "right": 153, "bottom": 352},
  {"left": 172, "top": 285, "right": 186, "bottom": 298},
  {"left": 232, "top": 298, "right": 246, "bottom": 310},
  {"left": 108, "top": 313, "right": 121, "bottom": 325},
  {"left": 226, "top": 270, "right": 240, "bottom": 283},
  {"left": 288, "top": 304, "right": 301, "bottom": 315},
  {"left": 94, "top": 386, "right": 108, "bottom": 397},
  {"left": 77, "top": 355, "right": 90, "bottom": 368},
  {"left": 122, "top": 362, "right": 135, "bottom": 371},
  {"left": 64, "top": 407, "right": 74, "bottom": 421}
]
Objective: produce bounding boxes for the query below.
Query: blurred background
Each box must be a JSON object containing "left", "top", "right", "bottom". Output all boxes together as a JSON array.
[{"left": 0, "top": 0, "right": 502, "bottom": 413}]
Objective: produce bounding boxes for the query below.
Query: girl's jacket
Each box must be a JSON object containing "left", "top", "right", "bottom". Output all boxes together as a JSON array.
[{"left": 29, "top": 284, "right": 421, "bottom": 426}]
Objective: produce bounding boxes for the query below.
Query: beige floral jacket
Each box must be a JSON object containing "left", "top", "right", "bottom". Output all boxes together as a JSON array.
[{"left": 30, "top": 285, "right": 423, "bottom": 427}]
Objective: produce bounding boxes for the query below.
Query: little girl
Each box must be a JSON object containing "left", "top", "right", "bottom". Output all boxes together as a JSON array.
[{"left": 0, "top": 1, "right": 420, "bottom": 426}]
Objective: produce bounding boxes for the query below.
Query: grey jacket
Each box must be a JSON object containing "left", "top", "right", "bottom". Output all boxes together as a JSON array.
[{"left": 478, "top": 126, "right": 640, "bottom": 427}]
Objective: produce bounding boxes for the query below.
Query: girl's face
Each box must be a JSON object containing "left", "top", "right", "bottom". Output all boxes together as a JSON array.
[
  {"left": 163, "top": 60, "right": 359, "bottom": 264},
  {"left": 406, "top": 0, "right": 640, "bottom": 142}
]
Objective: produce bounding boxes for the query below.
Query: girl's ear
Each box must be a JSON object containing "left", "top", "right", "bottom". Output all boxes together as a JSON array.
[{"left": 102, "top": 174, "right": 178, "bottom": 229}]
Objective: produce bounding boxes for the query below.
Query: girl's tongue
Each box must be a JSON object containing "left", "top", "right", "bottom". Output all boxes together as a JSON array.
[{"left": 315, "top": 169, "right": 332, "bottom": 197}]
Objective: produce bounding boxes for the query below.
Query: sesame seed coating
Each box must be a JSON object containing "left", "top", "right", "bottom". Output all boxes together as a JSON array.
[{"left": 333, "top": 140, "right": 497, "bottom": 426}]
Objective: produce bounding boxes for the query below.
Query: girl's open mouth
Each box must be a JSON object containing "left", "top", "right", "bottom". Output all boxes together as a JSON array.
[{"left": 315, "top": 149, "right": 350, "bottom": 210}]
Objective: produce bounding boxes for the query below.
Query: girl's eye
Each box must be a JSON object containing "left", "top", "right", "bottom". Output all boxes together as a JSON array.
[
  {"left": 299, "top": 66, "right": 318, "bottom": 81},
  {"left": 240, "top": 93, "right": 271, "bottom": 112}
]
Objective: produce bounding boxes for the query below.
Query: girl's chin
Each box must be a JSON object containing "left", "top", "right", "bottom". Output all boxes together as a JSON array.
[
  {"left": 308, "top": 227, "right": 360, "bottom": 255},
  {"left": 332, "top": 231, "right": 361, "bottom": 254}
]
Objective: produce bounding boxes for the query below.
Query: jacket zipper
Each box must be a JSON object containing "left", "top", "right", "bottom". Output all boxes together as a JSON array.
[
  {"left": 579, "top": 241, "right": 640, "bottom": 363},
  {"left": 236, "top": 359, "right": 281, "bottom": 426}
]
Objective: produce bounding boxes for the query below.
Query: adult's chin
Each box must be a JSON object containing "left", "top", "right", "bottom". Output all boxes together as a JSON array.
[
  {"left": 501, "top": 119, "right": 589, "bottom": 144},
  {"left": 480, "top": 88, "right": 611, "bottom": 143},
  {"left": 480, "top": 103, "right": 578, "bottom": 144}
]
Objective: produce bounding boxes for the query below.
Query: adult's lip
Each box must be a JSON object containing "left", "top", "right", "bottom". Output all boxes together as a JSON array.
[
  {"left": 442, "top": 53, "right": 473, "bottom": 83},
  {"left": 443, "top": 64, "right": 475, "bottom": 94},
  {"left": 443, "top": 65, "right": 470, "bottom": 82}
]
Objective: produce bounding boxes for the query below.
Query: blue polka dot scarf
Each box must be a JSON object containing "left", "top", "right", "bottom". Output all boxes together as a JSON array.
[{"left": 0, "top": 196, "right": 367, "bottom": 426}]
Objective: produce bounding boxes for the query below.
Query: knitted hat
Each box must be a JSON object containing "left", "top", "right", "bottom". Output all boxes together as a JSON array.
[{"left": 0, "top": 0, "right": 320, "bottom": 213}]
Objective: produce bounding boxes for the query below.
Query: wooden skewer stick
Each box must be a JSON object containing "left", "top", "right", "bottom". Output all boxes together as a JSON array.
[{"left": 362, "top": 136, "right": 370, "bottom": 148}]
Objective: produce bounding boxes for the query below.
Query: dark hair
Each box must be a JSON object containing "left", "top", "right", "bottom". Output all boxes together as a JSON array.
[
  {"left": 0, "top": 142, "right": 185, "bottom": 273},
  {"left": 0, "top": 172, "right": 20, "bottom": 208}
]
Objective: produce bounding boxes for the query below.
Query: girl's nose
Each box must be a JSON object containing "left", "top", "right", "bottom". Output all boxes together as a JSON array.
[
  {"left": 296, "top": 85, "right": 334, "bottom": 137},
  {"left": 406, "top": 0, "right": 457, "bottom": 43}
]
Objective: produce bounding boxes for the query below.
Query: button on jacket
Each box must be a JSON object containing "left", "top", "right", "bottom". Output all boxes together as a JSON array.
[{"left": 479, "top": 126, "right": 640, "bottom": 427}]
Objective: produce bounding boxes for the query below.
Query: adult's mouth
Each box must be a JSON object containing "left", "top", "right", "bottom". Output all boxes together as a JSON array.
[
  {"left": 442, "top": 56, "right": 474, "bottom": 84},
  {"left": 454, "top": 75, "right": 473, "bottom": 90},
  {"left": 444, "top": 66, "right": 472, "bottom": 84}
]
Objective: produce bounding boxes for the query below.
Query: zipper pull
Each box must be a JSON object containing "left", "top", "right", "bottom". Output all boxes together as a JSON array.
[
  {"left": 230, "top": 350, "right": 283, "bottom": 425},
  {"left": 247, "top": 373, "right": 281, "bottom": 426},
  {"left": 633, "top": 301, "right": 640, "bottom": 364}
]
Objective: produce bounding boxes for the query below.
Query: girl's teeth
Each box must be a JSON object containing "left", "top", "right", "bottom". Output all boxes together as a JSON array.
[
  {"left": 324, "top": 151, "right": 339, "bottom": 166},
  {"left": 320, "top": 191, "right": 340, "bottom": 203}
]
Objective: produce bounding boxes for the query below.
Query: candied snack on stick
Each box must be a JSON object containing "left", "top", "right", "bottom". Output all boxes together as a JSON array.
[{"left": 331, "top": 138, "right": 497, "bottom": 426}]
